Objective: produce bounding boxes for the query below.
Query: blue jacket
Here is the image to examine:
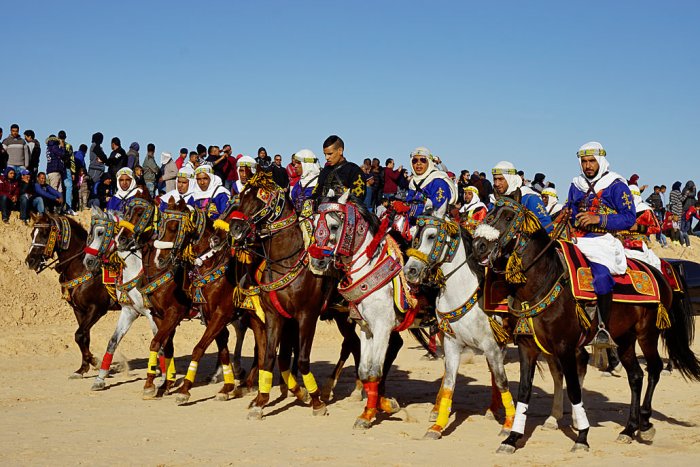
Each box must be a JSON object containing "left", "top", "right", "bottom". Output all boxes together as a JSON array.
[
  {"left": 188, "top": 191, "right": 229, "bottom": 220},
  {"left": 291, "top": 183, "right": 314, "bottom": 212},
  {"left": 521, "top": 192, "right": 554, "bottom": 233},
  {"left": 106, "top": 195, "right": 133, "bottom": 213},
  {"left": 406, "top": 177, "right": 452, "bottom": 222},
  {"left": 46, "top": 138, "right": 66, "bottom": 176},
  {"left": 34, "top": 182, "right": 62, "bottom": 202},
  {"left": 567, "top": 178, "right": 636, "bottom": 235}
]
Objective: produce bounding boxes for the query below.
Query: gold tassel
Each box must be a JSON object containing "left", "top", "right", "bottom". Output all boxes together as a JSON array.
[
  {"left": 444, "top": 220, "right": 460, "bottom": 237},
  {"left": 235, "top": 249, "right": 252, "bottom": 264},
  {"left": 521, "top": 211, "right": 542, "bottom": 235},
  {"left": 181, "top": 244, "right": 197, "bottom": 263},
  {"left": 213, "top": 219, "right": 230, "bottom": 232},
  {"left": 232, "top": 285, "right": 243, "bottom": 308},
  {"left": 505, "top": 253, "right": 527, "bottom": 284},
  {"left": 656, "top": 303, "right": 671, "bottom": 330},
  {"left": 576, "top": 301, "right": 591, "bottom": 330},
  {"left": 488, "top": 316, "right": 510, "bottom": 345}
]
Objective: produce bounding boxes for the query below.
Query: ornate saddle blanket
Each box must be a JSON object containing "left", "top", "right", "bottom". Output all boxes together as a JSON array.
[
  {"left": 557, "top": 240, "right": 660, "bottom": 303},
  {"left": 660, "top": 259, "right": 682, "bottom": 292},
  {"left": 102, "top": 267, "right": 119, "bottom": 285},
  {"left": 483, "top": 270, "right": 510, "bottom": 313}
]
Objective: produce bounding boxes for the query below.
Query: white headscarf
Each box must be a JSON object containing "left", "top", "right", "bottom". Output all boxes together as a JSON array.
[
  {"left": 236, "top": 155, "right": 257, "bottom": 174},
  {"left": 492, "top": 161, "right": 522, "bottom": 196},
  {"left": 629, "top": 184, "right": 652, "bottom": 213},
  {"left": 408, "top": 146, "right": 457, "bottom": 203},
  {"left": 162, "top": 166, "right": 196, "bottom": 204},
  {"left": 459, "top": 186, "right": 486, "bottom": 213},
  {"left": 114, "top": 167, "right": 141, "bottom": 199},
  {"left": 541, "top": 187, "right": 563, "bottom": 214},
  {"left": 192, "top": 165, "right": 230, "bottom": 201},
  {"left": 160, "top": 151, "right": 173, "bottom": 166},
  {"left": 572, "top": 141, "right": 624, "bottom": 192},
  {"left": 294, "top": 149, "right": 321, "bottom": 188}
]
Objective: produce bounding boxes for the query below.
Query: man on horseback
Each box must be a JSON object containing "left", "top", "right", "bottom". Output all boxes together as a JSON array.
[
  {"left": 541, "top": 187, "right": 563, "bottom": 218},
  {"left": 190, "top": 165, "right": 230, "bottom": 219},
  {"left": 567, "top": 141, "right": 636, "bottom": 346},
  {"left": 159, "top": 166, "right": 196, "bottom": 211},
  {"left": 491, "top": 161, "right": 553, "bottom": 232},
  {"left": 312, "top": 135, "right": 365, "bottom": 202},
  {"left": 233, "top": 155, "right": 257, "bottom": 195},
  {"left": 623, "top": 183, "right": 662, "bottom": 271},
  {"left": 106, "top": 167, "right": 144, "bottom": 213},
  {"left": 290, "top": 149, "right": 320, "bottom": 213},
  {"left": 405, "top": 146, "right": 457, "bottom": 223},
  {"left": 458, "top": 185, "right": 487, "bottom": 234}
]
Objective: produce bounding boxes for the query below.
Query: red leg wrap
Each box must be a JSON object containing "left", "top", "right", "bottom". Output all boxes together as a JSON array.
[{"left": 100, "top": 352, "right": 114, "bottom": 371}]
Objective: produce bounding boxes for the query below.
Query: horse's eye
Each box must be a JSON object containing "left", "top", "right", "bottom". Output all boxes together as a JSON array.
[
  {"left": 506, "top": 215, "right": 513, "bottom": 222},
  {"left": 427, "top": 233, "right": 436, "bottom": 240},
  {"left": 330, "top": 225, "right": 338, "bottom": 232},
  {"left": 97, "top": 231, "right": 103, "bottom": 237}
]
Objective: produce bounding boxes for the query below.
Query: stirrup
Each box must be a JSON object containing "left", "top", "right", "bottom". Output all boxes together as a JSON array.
[{"left": 590, "top": 324, "right": 616, "bottom": 349}]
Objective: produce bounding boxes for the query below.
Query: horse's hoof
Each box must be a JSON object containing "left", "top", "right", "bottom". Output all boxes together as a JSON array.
[
  {"left": 350, "top": 381, "right": 364, "bottom": 401},
  {"left": 379, "top": 397, "right": 400, "bottom": 415},
  {"left": 496, "top": 443, "right": 516, "bottom": 454},
  {"left": 69, "top": 372, "right": 83, "bottom": 380},
  {"left": 215, "top": 392, "right": 230, "bottom": 402},
  {"left": 90, "top": 380, "right": 106, "bottom": 391},
  {"left": 616, "top": 434, "right": 633, "bottom": 444},
  {"left": 498, "top": 428, "right": 511, "bottom": 437},
  {"left": 484, "top": 409, "right": 496, "bottom": 421},
  {"left": 353, "top": 417, "right": 372, "bottom": 430},
  {"left": 247, "top": 407, "right": 263, "bottom": 420},
  {"left": 428, "top": 410, "right": 438, "bottom": 423},
  {"left": 638, "top": 426, "right": 656, "bottom": 442},
  {"left": 175, "top": 393, "right": 190, "bottom": 405},
  {"left": 571, "top": 442, "right": 590, "bottom": 452},
  {"left": 542, "top": 416, "right": 559, "bottom": 431},
  {"left": 313, "top": 404, "right": 328, "bottom": 416},
  {"left": 423, "top": 429, "right": 442, "bottom": 440},
  {"left": 294, "top": 387, "right": 310, "bottom": 404},
  {"left": 142, "top": 387, "right": 157, "bottom": 400}
]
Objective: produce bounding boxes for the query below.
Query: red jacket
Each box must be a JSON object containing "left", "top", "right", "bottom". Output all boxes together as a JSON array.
[
  {"left": 685, "top": 206, "right": 700, "bottom": 222},
  {"left": 0, "top": 174, "right": 19, "bottom": 199},
  {"left": 383, "top": 166, "right": 401, "bottom": 195}
]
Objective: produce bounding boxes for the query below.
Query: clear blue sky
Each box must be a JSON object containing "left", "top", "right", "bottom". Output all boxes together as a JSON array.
[{"left": 3, "top": 0, "right": 699, "bottom": 191}]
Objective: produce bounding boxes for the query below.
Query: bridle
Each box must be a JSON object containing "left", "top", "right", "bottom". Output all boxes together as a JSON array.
[
  {"left": 228, "top": 186, "right": 298, "bottom": 243},
  {"left": 154, "top": 207, "right": 206, "bottom": 265},
  {"left": 84, "top": 214, "right": 118, "bottom": 260},
  {"left": 29, "top": 216, "right": 77, "bottom": 273},
  {"left": 405, "top": 215, "right": 466, "bottom": 287},
  {"left": 117, "top": 197, "right": 157, "bottom": 250}
]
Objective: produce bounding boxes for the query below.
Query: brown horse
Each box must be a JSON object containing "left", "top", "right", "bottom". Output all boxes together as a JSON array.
[
  {"left": 472, "top": 197, "right": 700, "bottom": 453},
  {"left": 25, "top": 213, "right": 119, "bottom": 378},
  {"left": 153, "top": 198, "right": 266, "bottom": 404}
]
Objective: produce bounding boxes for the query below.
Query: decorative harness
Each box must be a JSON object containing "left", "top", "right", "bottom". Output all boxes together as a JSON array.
[
  {"left": 118, "top": 197, "right": 157, "bottom": 247},
  {"left": 405, "top": 215, "right": 461, "bottom": 288}
]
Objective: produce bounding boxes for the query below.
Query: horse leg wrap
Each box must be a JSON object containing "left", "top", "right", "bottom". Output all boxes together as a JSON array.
[
  {"left": 158, "top": 355, "right": 166, "bottom": 374},
  {"left": 147, "top": 351, "right": 159, "bottom": 375},
  {"left": 501, "top": 391, "right": 516, "bottom": 425},
  {"left": 512, "top": 402, "right": 528, "bottom": 435},
  {"left": 363, "top": 380, "right": 379, "bottom": 416},
  {"left": 185, "top": 361, "right": 198, "bottom": 384},
  {"left": 302, "top": 372, "right": 319, "bottom": 394},
  {"left": 259, "top": 370, "right": 273, "bottom": 394},
  {"left": 222, "top": 364, "right": 235, "bottom": 385},
  {"left": 434, "top": 389, "right": 453, "bottom": 429},
  {"left": 571, "top": 402, "right": 590, "bottom": 430},
  {"left": 100, "top": 352, "right": 114, "bottom": 371},
  {"left": 281, "top": 370, "right": 298, "bottom": 390},
  {"left": 165, "top": 358, "right": 177, "bottom": 381}
]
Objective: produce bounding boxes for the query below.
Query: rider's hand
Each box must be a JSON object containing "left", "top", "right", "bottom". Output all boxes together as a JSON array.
[{"left": 575, "top": 212, "right": 601, "bottom": 227}]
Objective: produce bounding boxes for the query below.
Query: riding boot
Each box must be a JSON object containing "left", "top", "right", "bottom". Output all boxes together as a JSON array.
[{"left": 591, "top": 292, "right": 615, "bottom": 348}]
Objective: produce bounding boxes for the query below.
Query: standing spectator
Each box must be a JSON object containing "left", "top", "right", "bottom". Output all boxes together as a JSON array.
[
  {"left": 457, "top": 170, "right": 470, "bottom": 202},
  {"left": 33, "top": 172, "right": 64, "bottom": 215},
  {"left": 73, "top": 143, "right": 87, "bottom": 173},
  {"left": 159, "top": 152, "right": 178, "bottom": 194},
  {"left": 76, "top": 167, "right": 92, "bottom": 210},
  {"left": 382, "top": 158, "right": 402, "bottom": 199},
  {"left": 0, "top": 167, "right": 20, "bottom": 222},
  {"left": 88, "top": 132, "right": 108, "bottom": 184},
  {"left": 2, "top": 124, "right": 30, "bottom": 172},
  {"left": 668, "top": 181, "right": 684, "bottom": 219},
  {"left": 45, "top": 135, "right": 66, "bottom": 202},
  {"left": 126, "top": 142, "right": 140, "bottom": 169},
  {"left": 18, "top": 169, "right": 38, "bottom": 223},
  {"left": 682, "top": 180, "right": 697, "bottom": 213},
  {"left": 58, "top": 130, "right": 76, "bottom": 215},
  {"left": 142, "top": 144, "right": 159, "bottom": 196},
  {"left": 24, "top": 130, "right": 41, "bottom": 179},
  {"left": 175, "top": 147, "right": 188, "bottom": 170},
  {"left": 646, "top": 186, "right": 664, "bottom": 223},
  {"left": 0, "top": 127, "right": 7, "bottom": 171},
  {"left": 286, "top": 154, "right": 300, "bottom": 187},
  {"left": 530, "top": 173, "right": 546, "bottom": 193},
  {"left": 479, "top": 172, "right": 493, "bottom": 205},
  {"left": 273, "top": 154, "right": 283, "bottom": 168},
  {"left": 682, "top": 201, "right": 700, "bottom": 247},
  {"left": 205, "top": 145, "right": 227, "bottom": 180},
  {"left": 220, "top": 145, "right": 238, "bottom": 191},
  {"left": 106, "top": 137, "right": 128, "bottom": 178},
  {"left": 370, "top": 158, "right": 384, "bottom": 206}
]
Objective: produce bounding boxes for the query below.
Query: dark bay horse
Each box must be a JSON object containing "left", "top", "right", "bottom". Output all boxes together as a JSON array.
[
  {"left": 25, "top": 213, "right": 119, "bottom": 377},
  {"left": 472, "top": 197, "right": 700, "bottom": 453}
]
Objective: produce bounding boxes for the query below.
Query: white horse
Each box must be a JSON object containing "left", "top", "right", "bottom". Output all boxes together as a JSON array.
[
  {"left": 403, "top": 214, "right": 573, "bottom": 439},
  {"left": 83, "top": 207, "right": 159, "bottom": 391}
]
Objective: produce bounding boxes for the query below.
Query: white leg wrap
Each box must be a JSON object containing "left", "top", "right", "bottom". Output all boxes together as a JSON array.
[
  {"left": 571, "top": 402, "right": 590, "bottom": 430},
  {"left": 512, "top": 402, "right": 528, "bottom": 434}
]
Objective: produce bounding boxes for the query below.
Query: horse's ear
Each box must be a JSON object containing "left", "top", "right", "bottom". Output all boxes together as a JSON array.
[
  {"left": 167, "top": 197, "right": 176, "bottom": 209},
  {"left": 338, "top": 190, "right": 350, "bottom": 205},
  {"left": 176, "top": 198, "right": 187, "bottom": 210}
]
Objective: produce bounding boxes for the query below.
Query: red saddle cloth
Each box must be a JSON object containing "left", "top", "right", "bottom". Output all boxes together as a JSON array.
[
  {"left": 660, "top": 259, "right": 682, "bottom": 292},
  {"left": 557, "top": 240, "right": 660, "bottom": 303}
]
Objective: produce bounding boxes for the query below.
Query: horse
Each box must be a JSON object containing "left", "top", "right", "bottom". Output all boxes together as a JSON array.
[
  {"left": 308, "top": 191, "right": 414, "bottom": 429},
  {"left": 472, "top": 196, "right": 700, "bottom": 453},
  {"left": 25, "top": 213, "right": 119, "bottom": 378},
  {"left": 153, "top": 198, "right": 266, "bottom": 404},
  {"left": 83, "top": 206, "right": 159, "bottom": 391}
]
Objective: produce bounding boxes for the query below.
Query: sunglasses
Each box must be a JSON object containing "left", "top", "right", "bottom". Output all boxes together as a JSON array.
[{"left": 412, "top": 157, "right": 428, "bottom": 164}]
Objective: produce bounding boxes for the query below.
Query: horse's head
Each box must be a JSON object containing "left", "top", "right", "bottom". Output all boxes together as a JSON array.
[
  {"left": 228, "top": 171, "right": 287, "bottom": 245},
  {"left": 25, "top": 213, "right": 56, "bottom": 271},
  {"left": 403, "top": 216, "right": 461, "bottom": 284},
  {"left": 472, "top": 197, "right": 542, "bottom": 270},
  {"left": 116, "top": 191, "right": 155, "bottom": 251},
  {"left": 83, "top": 206, "right": 118, "bottom": 272},
  {"left": 154, "top": 198, "right": 206, "bottom": 269}
]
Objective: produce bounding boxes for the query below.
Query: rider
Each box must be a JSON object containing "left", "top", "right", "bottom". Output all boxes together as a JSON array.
[
  {"left": 458, "top": 185, "right": 487, "bottom": 234},
  {"left": 106, "top": 167, "right": 143, "bottom": 213},
  {"left": 290, "top": 149, "right": 321, "bottom": 213},
  {"left": 232, "top": 155, "right": 256, "bottom": 195},
  {"left": 541, "top": 187, "right": 563, "bottom": 218},
  {"left": 312, "top": 135, "right": 365, "bottom": 202},
  {"left": 622, "top": 183, "right": 662, "bottom": 271},
  {"left": 491, "top": 161, "right": 553, "bottom": 233},
  {"left": 567, "top": 141, "right": 636, "bottom": 346},
  {"left": 189, "top": 164, "right": 230, "bottom": 220},
  {"left": 159, "top": 166, "right": 196, "bottom": 211},
  {"left": 405, "top": 146, "right": 457, "bottom": 223}
]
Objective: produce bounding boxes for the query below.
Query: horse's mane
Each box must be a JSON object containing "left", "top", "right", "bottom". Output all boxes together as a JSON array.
[
  {"left": 351, "top": 199, "right": 380, "bottom": 235},
  {"left": 57, "top": 214, "right": 88, "bottom": 242}
]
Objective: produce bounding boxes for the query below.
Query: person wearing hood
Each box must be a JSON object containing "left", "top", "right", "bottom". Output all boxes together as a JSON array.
[
  {"left": 158, "top": 152, "right": 178, "bottom": 194},
  {"left": 290, "top": 149, "right": 321, "bottom": 213},
  {"left": 681, "top": 180, "right": 697, "bottom": 212},
  {"left": 106, "top": 167, "right": 142, "bottom": 213},
  {"left": 45, "top": 135, "right": 66, "bottom": 196},
  {"left": 0, "top": 167, "right": 20, "bottom": 222},
  {"left": 88, "top": 132, "right": 108, "bottom": 184},
  {"left": 621, "top": 184, "right": 662, "bottom": 269},
  {"left": 89, "top": 172, "right": 114, "bottom": 209},
  {"left": 458, "top": 185, "right": 487, "bottom": 234},
  {"left": 256, "top": 146, "right": 289, "bottom": 190},
  {"left": 189, "top": 165, "right": 230, "bottom": 219},
  {"left": 142, "top": 143, "right": 160, "bottom": 196},
  {"left": 668, "top": 181, "right": 684, "bottom": 219},
  {"left": 160, "top": 166, "right": 196, "bottom": 211},
  {"left": 530, "top": 173, "right": 546, "bottom": 194},
  {"left": 106, "top": 137, "right": 128, "bottom": 178},
  {"left": 492, "top": 160, "right": 552, "bottom": 232},
  {"left": 541, "top": 187, "right": 563, "bottom": 218},
  {"left": 127, "top": 142, "right": 140, "bottom": 169},
  {"left": 405, "top": 146, "right": 458, "bottom": 223},
  {"left": 566, "top": 141, "right": 635, "bottom": 347}
]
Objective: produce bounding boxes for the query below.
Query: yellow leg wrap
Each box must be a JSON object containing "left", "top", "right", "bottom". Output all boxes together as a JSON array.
[
  {"left": 222, "top": 364, "right": 235, "bottom": 385},
  {"left": 185, "top": 361, "right": 198, "bottom": 384},
  {"left": 281, "top": 370, "right": 298, "bottom": 390},
  {"left": 302, "top": 372, "right": 319, "bottom": 394},
  {"left": 165, "top": 358, "right": 177, "bottom": 381},
  {"left": 147, "top": 351, "right": 159, "bottom": 375},
  {"left": 501, "top": 391, "right": 516, "bottom": 418},
  {"left": 435, "top": 390, "right": 453, "bottom": 428},
  {"left": 251, "top": 295, "right": 265, "bottom": 323},
  {"left": 259, "top": 370, "right": 273, "bottom": 394}
]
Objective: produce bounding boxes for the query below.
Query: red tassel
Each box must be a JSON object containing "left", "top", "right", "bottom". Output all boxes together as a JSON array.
[{"left": 365, "top": 216, "right": 390, "bottom": 259}]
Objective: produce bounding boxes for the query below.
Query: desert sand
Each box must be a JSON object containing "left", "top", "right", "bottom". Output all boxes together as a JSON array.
[{"left": 1, "top": 213, "right": 700, "bottom": 466}]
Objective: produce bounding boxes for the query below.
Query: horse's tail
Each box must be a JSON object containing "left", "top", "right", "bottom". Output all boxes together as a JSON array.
[
  {"left": 661, "top": 272, "right": 700, "bottom": 381},
  {"left": 408, "top": 328, "right": 439, "bottom": 359}
]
